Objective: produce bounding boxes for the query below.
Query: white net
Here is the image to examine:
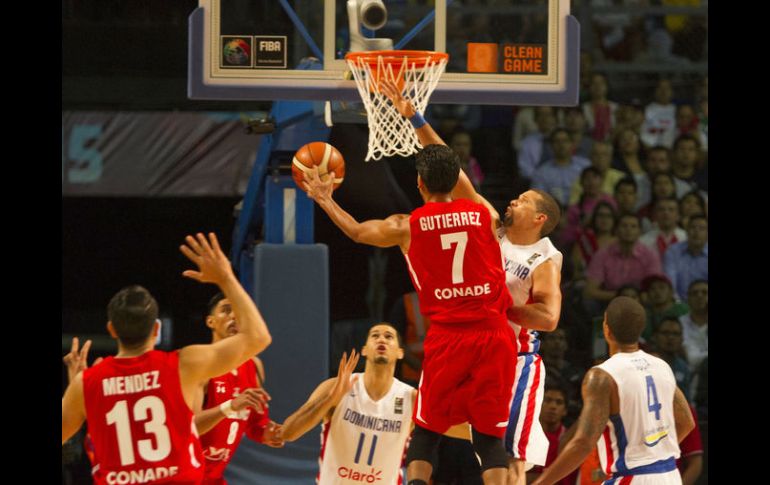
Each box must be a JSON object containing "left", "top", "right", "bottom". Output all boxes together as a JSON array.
[{"left": 346, "top": 51, "right": 448, "bottom": 161}]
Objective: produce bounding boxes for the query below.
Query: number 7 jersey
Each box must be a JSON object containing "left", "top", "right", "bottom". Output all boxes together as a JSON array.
[
  {"left": 82, "top": 350, "right": 204, "bottom": 484},
  {"left": 317, "top": 373, "right": 414, "bottom": 485},
  {"left": 405, "top": 199, "right": 512, "bottom": 325}
]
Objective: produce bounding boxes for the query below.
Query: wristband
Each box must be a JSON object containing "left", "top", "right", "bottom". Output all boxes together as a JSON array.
[
  {"left": 219, "top": 399, "right": 238, "bottom": 418},
  {"left": 409, "top": 112, "right": 426, "bottom": 129}
]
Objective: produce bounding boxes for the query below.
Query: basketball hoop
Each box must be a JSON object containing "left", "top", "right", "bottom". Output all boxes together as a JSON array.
[{"left": 345, "top": 50, "right": 449, "bottom": 161}]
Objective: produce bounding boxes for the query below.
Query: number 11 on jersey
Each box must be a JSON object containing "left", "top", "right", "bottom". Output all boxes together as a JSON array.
[{"left": 354, "top": 432, "right": 378, "bottom": 466}]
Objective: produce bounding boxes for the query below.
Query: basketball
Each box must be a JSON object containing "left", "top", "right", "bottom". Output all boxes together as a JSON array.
[{"left": 291, "top": 142, "right": 346, "bottom": 192}]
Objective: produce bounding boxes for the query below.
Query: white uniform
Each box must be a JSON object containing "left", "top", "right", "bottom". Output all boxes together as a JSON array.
[
  {"left": 498, "top": 234, "right": 562, "bottom": 466},
  {"left": 596, "top": 350, "right": 682, "bottom": 484},
  {"left": 317, "top": 373, "right": 414, "bottom": 485}
]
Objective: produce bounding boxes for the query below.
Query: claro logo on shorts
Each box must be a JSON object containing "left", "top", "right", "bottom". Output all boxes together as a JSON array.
[{"left": 337, "top": 466, "right": 383, "bottom": 483}]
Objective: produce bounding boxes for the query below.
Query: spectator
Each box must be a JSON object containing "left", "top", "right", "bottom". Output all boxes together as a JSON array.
[
  {"left": 664, "top": 214, "right": 708, "bottom": 301},
  {"left": 568, "top": 141, "right": 625, "bottom": 205},
  {"left": 571, "top": 201, "right": 618, "bottom": 283},
  {"left": 678, "top": 190, "right": 707, "bottom": 230},
  {"left": 562, "top": 167, "right": 617, "bottom": 247},
  {"left": 639, "top": 196, "right": 687, "bottom": 264},
  {"left": 613, "top": 176, "right": 640, "bottom": 217},
  {"left": 641, "top": 79, "right": 677, "bottom": 149},
  {"left": 680, "top": 280, "right": 708, "bottom": 373},
  {"left": 450, "top": 129, "right": 485, "bottom": 189},
  {"left": 638, "top": 172, "right": 678, "bottom": 232},
  {"left": 527, "top": 380, "right": 578, "bottom": 485},
  {"left": 581, "top": 73, "right": 618, "bottom": 142},
  {"left": 518, "top": 106, "right": 558, "bottom": 180},
  {"left": 672, "top": 134, "right": 707, "bottom": 197},
  {"left": 640, "top": 273, "right": 688, "bottom": 341},
  {"left": 531, "top": 128, "right": 591, "bottom": 207},
  {"left": 651, "top": 318, "right": 692, "bottom": 399},
  {"left": 539, "top": 329, "right": 584, "bottom": 421},
  {"left": 564, "top": 107, "right": 593, "bottom": 159},
  {"left": 584, "top": 213, "right": 661, "bottom": 305}
]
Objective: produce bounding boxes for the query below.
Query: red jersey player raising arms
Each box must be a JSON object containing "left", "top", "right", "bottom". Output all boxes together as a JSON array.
[
  {"left": 302, "top": 136, "right": 517, "bottom": 483},
  {"left": 380, "top": 79, "right": 563, "bottom": 485},
  {"left": 61, "top": 233, "right": 273, "bottom": 485},
  {"left": 192, "top": 292, "right": 284, "bottom": 485}
]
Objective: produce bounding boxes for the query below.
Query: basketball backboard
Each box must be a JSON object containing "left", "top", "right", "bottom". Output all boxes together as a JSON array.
[{"left": 189, "top": 0, "right": 579, "bottom": 105}]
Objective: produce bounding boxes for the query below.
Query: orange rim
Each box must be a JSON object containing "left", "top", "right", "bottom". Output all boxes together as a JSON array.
[{"left": 345, "top": 50, "right": 449, "bottom": 67}]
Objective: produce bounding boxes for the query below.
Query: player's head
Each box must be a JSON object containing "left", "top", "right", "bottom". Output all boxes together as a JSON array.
[
  {"left": 107, "top": 285, "right": 159, "bottom": 349},
  {"left": 361, "top": 322, "right": 404, "bottom": 367},
  {"left": 540, "top": 379, "right": 568, "bottom": 428},
  {"left": 603, "top": 296, "right": 646, "bottom": 346},
  {"left": 653, "top": 317, "right": 683, "bottom": 354},
  {"left": 206, "top": 292, "right": 237, "bottom": 341},
  {"left": 415, "top": 144, "right": 461, "bottom": 196},
  {"left": 687, "top": 280, "right": 708, "bottom": 312},
  {"left": 503, "top": 189, "right": 560, "bottom": 237}
]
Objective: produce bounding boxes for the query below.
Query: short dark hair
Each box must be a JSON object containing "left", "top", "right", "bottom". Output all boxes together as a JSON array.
[
  {"left": 549, "top": 127, "right": 572, "bottom": 144},
  {"left": 543, "top": 378, "right": 569, "bottom": 403},
  {"left": 656, "top": 316, "right": 683, "bottom": 333},
  {"left": 531, "top": 189, "right": 561, "bottom": 237},
  {"left": 679, "top": 190, "right": 707, "bottom": 213},
  {"left": 366, "top": 322, "right": 404, "bottom": 348},
  {"left": 614, "top": 176, "right": 638, "bottom": 194},
  {"left": 617, "top": 213, "right": 641, "bottom": 227},
  {"left": 673, "top": 133, "right": 701, "bottom": 151},
  {"left": 589, "top": 200, "right": 617, "bottom": 231},
  {"left": 415, "top": 144, "right": 461, "bottom": 194},
  {"left": 605, "top": 296, "right": 646, "bottom": 345},
  {"left": 108, "top": 285, "right": 159, "bottom": 348},
  {"left": 580, "top": 166, "right": 603, "bottom": 182},
  {"left": 653, "top": 196, "right": 679, "bottom": 211},
  {"left": 207, "top": 292, "right": 226, "bottom": 316}
]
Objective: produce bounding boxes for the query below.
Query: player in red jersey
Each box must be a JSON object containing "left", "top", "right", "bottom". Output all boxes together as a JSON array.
[
  {"left": 193, "top": 292, "right": 284, "bottom": 485},
  {"left": 302, "top": 141, "right": 517, "bottom": 483},
  {"left": 61, "top": 232, "right": 273, "bottom": 485},
  {"left": 380, "top": 79, "right": 564, "bottom": 485}
]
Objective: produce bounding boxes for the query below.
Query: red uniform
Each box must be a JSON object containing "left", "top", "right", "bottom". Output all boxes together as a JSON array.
[
  {"left": 82, "top": 350, "right": 204, "bottom": 484},
  {"left": 405, "top": 199, "right": 517, "bottom": 437},
  {"left": 200, "top": 358, "right": 270, "bottom": 485}
]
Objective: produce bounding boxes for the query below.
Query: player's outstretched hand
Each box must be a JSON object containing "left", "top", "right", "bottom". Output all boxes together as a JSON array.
[
  {"left": 180, "top": 232, "right": 235, "bottom": 286},
  {"left": 329, "top": 350, "right": 360, "bottom": 405},
  {"left": 263, "top": 421, "right": 285, "bottom": 448},
  {"left": 303, "top": 165, "right": 334, "bottom": 204},
  {"left": 63, "top": 336, "right": 98, "bottom": 383},
  {"left": 380, "top": 78, "right": 416, "bottom": 119},
  {"left": 232, "top": 387, "right": 271, "bottom": 414}
]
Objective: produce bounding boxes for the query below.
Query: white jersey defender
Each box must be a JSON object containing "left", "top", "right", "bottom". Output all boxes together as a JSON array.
[
  {"left": 596, "top": 350, "right": 682, "bottom": 484},
  {"left": 499, "top": 234, "right": 562, "bottom": 467},
  {"left": 318, "top": 373, "right": 414, "bottom": 485}
]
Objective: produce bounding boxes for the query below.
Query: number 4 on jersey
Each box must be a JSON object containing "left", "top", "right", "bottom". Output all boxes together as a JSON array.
[{"left": 645, "top": 375, "right": 662, "bottom": 420}]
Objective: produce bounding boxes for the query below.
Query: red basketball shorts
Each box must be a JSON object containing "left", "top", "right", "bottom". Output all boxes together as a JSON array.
[{"left": 413, "top": 319, "right": 518, "bottom": 438}]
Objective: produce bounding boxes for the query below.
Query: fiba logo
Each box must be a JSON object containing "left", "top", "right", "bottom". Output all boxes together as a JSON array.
[{"left": 222, "top": 38, "right": 251, "bottom": 66}]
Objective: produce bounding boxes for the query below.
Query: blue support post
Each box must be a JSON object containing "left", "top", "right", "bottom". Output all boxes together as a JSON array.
[{"left": 264, "top": 175, "right": 315, "bottom": 244}]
